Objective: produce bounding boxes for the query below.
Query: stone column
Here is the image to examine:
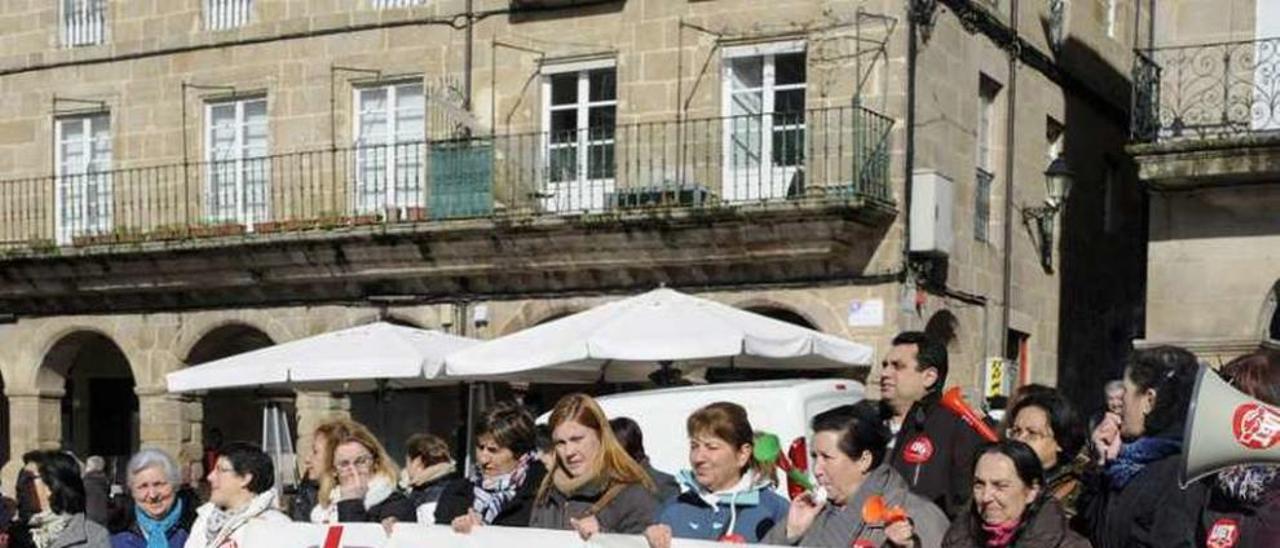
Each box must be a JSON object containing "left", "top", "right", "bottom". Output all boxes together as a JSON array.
[
  {"left": 1, "top": 390, "right": 64, "bottom": 496},
  {"left": 293, "top": 391, "right": 350, "bottom": 463},
  {"left": 135, "top": 386, "right": 203, "bottom": 473}
]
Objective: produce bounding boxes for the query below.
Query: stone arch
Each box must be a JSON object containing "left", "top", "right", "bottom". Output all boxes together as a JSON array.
[
  {"left": 497, "top": 303, "right": 587, "bottom": 336},
  {"left": 184, "top": 323, "right": 293, "bottom": 450},
  {"left": 727, "top": 295, "right": 839, "bottom": 333},
  {"left": 38, "top": 330, "right": 138, "bottom": 463}
]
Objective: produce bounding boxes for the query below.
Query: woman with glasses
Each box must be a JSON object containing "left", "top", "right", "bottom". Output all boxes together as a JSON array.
[
  {"left": 23, "top": 450, "right": 111, "bottom": 548},
  {"left": 311, "top": 420, "right": 415, "bottom": 525},
  {"left": 1004, "top": 389, "right": 1087, "bottom": 518},
  {"left": 186, "top": 442, "right": 289, "bottom": 548},
  {"left": 435, "top": 401, "right": 547, "bottom": 531}
]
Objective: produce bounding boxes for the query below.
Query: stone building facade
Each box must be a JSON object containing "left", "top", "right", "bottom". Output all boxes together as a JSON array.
[
  {"left": 0, "top": 0, "right": 1145, "bottom": 490},
  {"left": 1128, "top": 0, "right": 1280, "bottom": 364}
]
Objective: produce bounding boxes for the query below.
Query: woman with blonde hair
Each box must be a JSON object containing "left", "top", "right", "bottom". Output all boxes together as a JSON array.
[
  {"left": 529, "top": 393, "right": 659, "bottom": 539},
  {"left": 310, "top": 419, "right": 415, "bottom": 525}
]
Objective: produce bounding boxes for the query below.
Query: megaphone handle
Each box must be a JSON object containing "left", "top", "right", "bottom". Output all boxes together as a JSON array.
[{"left": 912, "top": 464, "right": 921, "bottom": 486}]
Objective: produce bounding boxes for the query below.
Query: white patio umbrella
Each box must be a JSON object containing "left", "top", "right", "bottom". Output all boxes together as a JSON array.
[
  {"left": 165, "top": 321, "right": 479, "bottom": 393},
  {"left": 443, "top": 287, "right": 876, "bottom": 383}
]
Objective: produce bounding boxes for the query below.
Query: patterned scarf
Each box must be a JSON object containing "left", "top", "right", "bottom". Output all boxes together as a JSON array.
[
  {"left": 980, "top": 519, "right": 1018, "bottom": 547},
  {"left": 29, "top": 512, "right": 72, "bottom": 548},
  {"left": 136, "top": 497, "right": 184, "bottom": 548},
  {"left": 470, "top": 452, "right": 535, "bottom": 523},
  {"left": 1215, "top": 464, "right": 1280, "bottom": 504},
  {"left": 203, "top": 489, "right": 276, "bottom": 545},
  {"left": 1105, "top": 436, "right": 1181, "bottom": 490}
]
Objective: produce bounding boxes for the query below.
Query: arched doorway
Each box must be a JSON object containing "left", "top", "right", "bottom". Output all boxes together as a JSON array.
[
  {"left": 186, "top": 325, "right": 293, "bottom": 450},
  {"left": 40, "top": 331, "right": 138, "bottom": 471},
  {"left": 744, "top": 306, "right": 817, "bottom": 329}
]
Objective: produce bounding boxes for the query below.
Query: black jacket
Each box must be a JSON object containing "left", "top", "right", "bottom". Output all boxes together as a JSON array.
[
  {"left": 406, "top": 472, "right": 459, "bottom": 511},
  {"left": 1197, "top": 478, "right": 1280, "bottom": 548},
  {"left": 527, "top": 479, "right": 658, "bottom": 535},
  {"left": 1082, "top": 450, "right": 1207, "bottom": 548},
  {"left": 434, "top": 461, "right": 547, "bottom": 527},
  {"left": 335, "top": 490, "right": 417, "bottom": 523},
  {"left": 287, "top": 479, "right": 319, "bottom": 522},
  {"left": 886, "top": 396, "right": 986, "bottom": 519},
  {"left": 82, "top": 471, "right": 111, "bottom": 527}
]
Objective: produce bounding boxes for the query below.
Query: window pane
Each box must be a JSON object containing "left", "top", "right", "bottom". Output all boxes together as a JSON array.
[
  {"left": 730, "top": 90, "right": 763, "bottom": 117},
  {"left": 550, "top": 110, "right": 577, "bottom": 143},
  {"left": 774, "top": 88, "right": 805, "bottom": 114},
  {"left": 589, "top": 69, "right": 616, "bottom": 102},
  {"left": 396, "top": 84, "right": 425, "bottom": 141},
  {"left": 588, "top": 106, "right": 615, "bottom": 140},
  {"left": 775, "top": 52, "right": 806, "bottom": 85},
  {"left": 587, "top": 143, "right": 614, "bottom": 179},
  {"left": 550, "top": 73, "right": 578, "bottom": 106},
  {"left": 772, "top": 127, "right": 804, "bottom": 167},
  {"left": 548, "top": 146, "right": 577, "bottom": 183},
  {"left": 728, "top": 57, "right": 763, "bottom": 91}
]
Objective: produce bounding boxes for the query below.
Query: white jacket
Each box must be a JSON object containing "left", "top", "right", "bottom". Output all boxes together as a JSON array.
[{"left": 184, "top": 490, "right": 290, "bottom": 548}]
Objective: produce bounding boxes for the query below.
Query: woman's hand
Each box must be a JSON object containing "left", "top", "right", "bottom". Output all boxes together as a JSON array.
[
  {"left": 338, "top": 470, "right": 369, "bottom": 501},
  {"left": 643, "top": 524, "right": 672, "bottom": 548},
  {"left": 884, "top": 519, "right": 916, "bottom": 547},
  {"left": 784, "top": 492, "right": 823, "bottom": 541},
  {"left": 380, "top": 517, "right": 398, "bottom": 535},
  {"left": 1092, "top": 412, "right": 1123, "bottom": 464},
  {"left": 569, "top": 515, "right": 601, "bottom": 540},
  {"left": 450, "top": 510, "right": 483, "bottom": 534}
]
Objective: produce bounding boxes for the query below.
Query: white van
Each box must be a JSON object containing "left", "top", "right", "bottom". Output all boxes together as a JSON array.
[{"left": 589, "top": 379, "right": 865, "bottom": 490}]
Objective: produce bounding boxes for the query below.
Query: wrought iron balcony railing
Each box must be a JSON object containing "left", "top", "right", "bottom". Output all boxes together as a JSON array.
[
  {"left": 0, "top": 105, "right": 893, "bottom": 253},
  {"left": 1132, "top": 37, "right": 1280, "bottom": 142}
]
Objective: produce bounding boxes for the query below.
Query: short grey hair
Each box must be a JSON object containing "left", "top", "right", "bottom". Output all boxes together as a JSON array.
[
  {"left": 126, "top": 448, "right": 181, "bottom": 487},
  {"left": 1104, "top": 380, "right": 1125, "bottom": 394}
]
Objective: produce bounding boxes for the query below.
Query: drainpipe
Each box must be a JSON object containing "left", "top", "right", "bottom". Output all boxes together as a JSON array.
[
  {"left": 902, "top": 1, "right": 921, "bottom": 314},
  {"left": 999, "top": 0, "right": 1020, "bottom": 374}
]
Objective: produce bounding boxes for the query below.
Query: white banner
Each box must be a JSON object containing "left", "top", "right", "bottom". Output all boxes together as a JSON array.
[
  {"left": 243, "top": 522, "right": 792, "bottom": 547},
  {"left": 387, "top": 524, "right": 790, "bottom": 548}
]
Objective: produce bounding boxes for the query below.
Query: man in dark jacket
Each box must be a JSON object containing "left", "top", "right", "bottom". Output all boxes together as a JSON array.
[
  {"left": 880, "top": 331, "right": 985, "bottom": 519},
  {"left": 82, "top": 455, "right": 111, "bottom": 526}
]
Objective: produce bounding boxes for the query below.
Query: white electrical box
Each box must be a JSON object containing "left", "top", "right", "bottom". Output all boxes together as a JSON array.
[{"left": 909, "top": 169, "right": 954, "bottom": 257}]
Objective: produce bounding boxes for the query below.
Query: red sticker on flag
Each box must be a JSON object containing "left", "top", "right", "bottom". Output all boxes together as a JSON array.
[
  {"left": 902, "top": 435, "right": 934, "bottom": 464},
  {"left": 1205, "top": 518, "right": 1239, "bottom": 548},
  {"left": 1232, "top": 403, "right": 1280, "bottom": 450},
  {"left": 323, "top": 525, "right": 345, "bottom": 548}
]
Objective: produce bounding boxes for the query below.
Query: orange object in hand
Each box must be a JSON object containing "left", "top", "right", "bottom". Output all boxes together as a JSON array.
[
  {"left": 861, "top": 495, "right": 908, "bottom": 525},
  {"left": 720, "top": 533, "right": 746, "bottom": 543}
]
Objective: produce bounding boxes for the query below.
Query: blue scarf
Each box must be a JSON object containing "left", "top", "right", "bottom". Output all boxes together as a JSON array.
[
  {"left": 1105, "top": 437, "right": 1181, "bottom": 490},
  {"left": 135, "top": 498, "right": 184, "bottom": 548}
]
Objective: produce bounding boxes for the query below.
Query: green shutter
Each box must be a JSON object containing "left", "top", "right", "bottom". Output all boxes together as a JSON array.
[{"left": 430, "top": 140, "right": 493, "bottom": 219}]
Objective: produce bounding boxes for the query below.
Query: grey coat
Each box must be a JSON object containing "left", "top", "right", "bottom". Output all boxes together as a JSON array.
[
  {"left": 763, "top": 465, "right": 949, "bottom": 548},
  {"left": 50, "top": 513, "right": 112, "bottom": 548},
  {"left": 528, "top": 479, "right": 659, "bottom": 535}
]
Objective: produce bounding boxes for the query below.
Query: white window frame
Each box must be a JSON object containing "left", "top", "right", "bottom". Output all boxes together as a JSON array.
[
  {"left": 205, "top": 96, "right": 269, "bottom": 226},
  {"left": 206, "top": 0, "right": 252, "bottom": 31},
  {"left": 720, "top": 40, "right": 807, "bottom": 202},
  {"left": 1105, "top": 0, "right": 1118, "bottom": 39},
  {"left": 976, "top": 75, "right": 1001, "bottom": 242},
  {"left": 539, "top": 61, "right": 617, "bottom": 213},
  {"left": 352, "top": 81, "right": 426, "bottom": 214},
  {"left": 61, "top": 0, "right": 106, "bottom": 48},
  {"left": 54, "top": 112, "right": 113, "bottom": 244}
]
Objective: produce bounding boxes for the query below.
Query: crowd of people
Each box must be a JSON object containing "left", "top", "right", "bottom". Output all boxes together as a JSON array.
[{"left": 0, "top": 332, "right": 1275, "bottom": 547}]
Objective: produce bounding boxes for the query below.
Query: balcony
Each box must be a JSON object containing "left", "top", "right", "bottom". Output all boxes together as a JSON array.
[
  {"left": 1130, "top": 38, "right": 1280, "bottom": 187},
  {"left": 0, "top": 105, "right": 894, "bottom": 314},
  {"left": 1, "top": 105, "right": 893, "bottom": 254}
]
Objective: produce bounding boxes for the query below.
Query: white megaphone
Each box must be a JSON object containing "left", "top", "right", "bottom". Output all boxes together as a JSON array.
[{"left": 1180, "top": 364, "right": 1280, "bottom": 486}]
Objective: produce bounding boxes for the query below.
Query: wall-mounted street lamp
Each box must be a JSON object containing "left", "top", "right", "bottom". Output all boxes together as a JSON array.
[{"left": 1022, "top": 155, "right": 1074, "bottom": 272}]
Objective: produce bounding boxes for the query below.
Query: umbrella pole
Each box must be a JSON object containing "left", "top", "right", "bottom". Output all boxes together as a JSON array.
[
  {"left": 463, "top": 382, "right": 476, "bottom": 472},
  {"left": 375, "top": 378, "right": 389, "bottom": 438}
]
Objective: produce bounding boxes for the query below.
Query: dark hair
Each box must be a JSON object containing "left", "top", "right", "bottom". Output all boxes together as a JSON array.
[
  {"left": 811, "top": 401, "right": 892, "bottom": 468},
  {"left": 891, "top": 331, "right": 949, "bottom": 391},
  {"left": 534, "top": 423, "right": 553, "bottom": 453},
  {"left": 1220, "top": 350, "right": 1280, "bottom": 406},
  {"left": 218, "top": 442, "right": 274, "bottom": 494},
  {"left": 970, "top": 441, "right": 1047, "bottom": 545},
  {"left": 476, "top": 401, "right": 536, "bottom": 456},
  {"left": 30, "top": 451, "right": 86, "bottom": 514},
  {"left": 1007, "top": 388, "right": 1086, "bottom": 465},
  {"left": 687, "top": 402, "right": 766, "bottom": 478},
  {"left": 404, "top": 433, "right": 452, "bottom": 467},
  {"left": 1126, "top": 346, "right": 1199, "bottom": 437},
  {"left": 609, "top": 417, "right": 647, "bottom": 463}
]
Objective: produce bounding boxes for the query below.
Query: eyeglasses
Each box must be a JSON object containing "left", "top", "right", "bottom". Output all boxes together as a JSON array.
[
  {"left": 334, "top": 455, "right": 374, "bottom": 470},
  {"left": 1006, "top": 426, "right": 1052, "bottom": 442}
]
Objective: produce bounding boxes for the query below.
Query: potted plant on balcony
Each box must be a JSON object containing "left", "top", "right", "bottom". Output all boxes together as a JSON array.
[{"left": 190, "top": 221, "right": 246, "bottom": 238}]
